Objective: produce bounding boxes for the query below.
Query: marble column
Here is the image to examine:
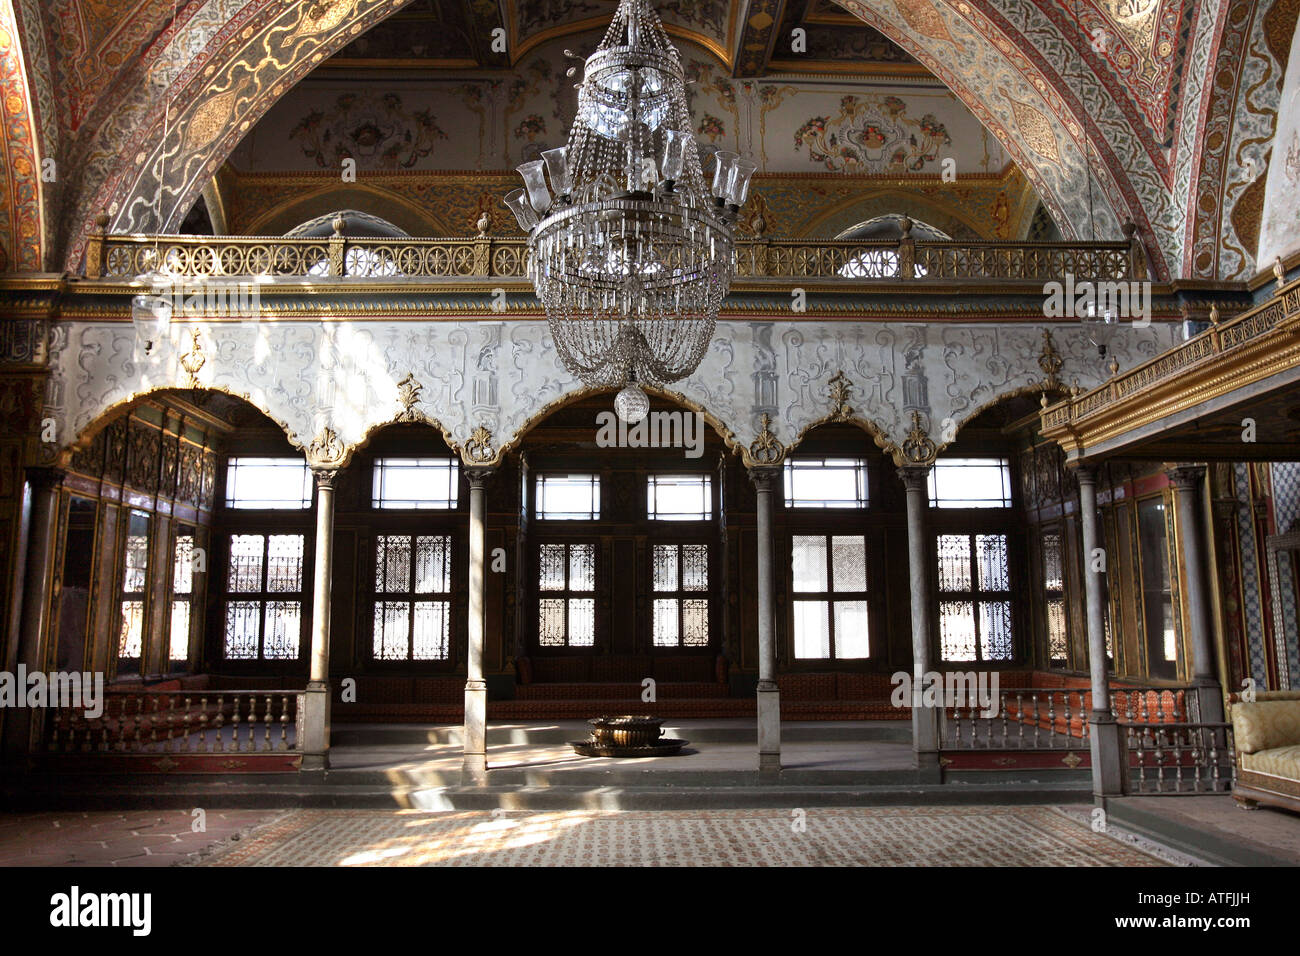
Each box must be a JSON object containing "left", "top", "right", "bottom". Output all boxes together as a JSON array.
[
  {"left": 300, "top": 468, "right": 336, "bottom": 771},
  {"left": 1076, "top": 465, "right": 1122, "bottom": 797},
  {"left": 898, "top": 466, "right": 939, "bottom": 773},
  {"left": 463, "top": 468, "right": 493, "bottom": 785},
  {"left": 750, "top": 467, "right": 781, "bottom": 774},
  {"left": 2, "top": 469, "right": 62, "bottom": 759},
  {"left": 1167, "top": 464, "right": 1225, "bottom": 724}
]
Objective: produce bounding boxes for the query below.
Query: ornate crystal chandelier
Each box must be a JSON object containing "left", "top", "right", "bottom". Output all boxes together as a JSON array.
[{"left": 503, "top": 0, "right": 755, "bottom": 423}]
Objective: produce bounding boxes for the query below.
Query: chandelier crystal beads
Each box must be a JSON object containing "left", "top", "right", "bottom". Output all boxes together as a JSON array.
[{"left": 504, "top": 0, "right": 754, "bottom": 419}]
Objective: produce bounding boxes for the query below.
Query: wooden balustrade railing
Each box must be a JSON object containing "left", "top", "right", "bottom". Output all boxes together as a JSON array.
[
  {"left": 943, "top": 687, "right": 1091, "bottom": 750},
  {"left": 44, "top": 690, "right": 301, "bottom": 755},
  {"left": 84, "top": 230, "right": 1141, "bottom": 284},
  {"left": 1110, "top": 685, "right": 1196, "bottom": 724},
  {"left": 1122, "top": 722, "right": 1236, "bottom": 794}
]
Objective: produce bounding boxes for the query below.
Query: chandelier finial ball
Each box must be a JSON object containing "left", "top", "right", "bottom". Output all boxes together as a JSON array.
[{"left": 614, "top": 384, "right": 651, "bottom": 424}]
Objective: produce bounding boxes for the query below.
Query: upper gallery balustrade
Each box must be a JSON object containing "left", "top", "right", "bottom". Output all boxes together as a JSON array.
[{"left": 84, "top": 220, "right": 1145, "bottom": 286}]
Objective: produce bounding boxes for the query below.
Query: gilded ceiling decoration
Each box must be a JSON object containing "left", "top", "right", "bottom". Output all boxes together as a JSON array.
[{"left": 0, "top": 0, "right": 1291, "bottom": 280}]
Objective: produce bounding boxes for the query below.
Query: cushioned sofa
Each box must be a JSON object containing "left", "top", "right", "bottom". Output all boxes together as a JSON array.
[{"left": 1228, "top": 690, "right": 1300, "bottom": 813}]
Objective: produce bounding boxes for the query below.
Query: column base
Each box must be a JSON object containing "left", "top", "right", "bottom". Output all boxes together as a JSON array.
[
  {"left": 1192, "top": 678, "right": 1225, "bottom": 724},
  {"left": 461, "top": 753, "right": 487, "bottom": 787},
  {"left": 1089, "top": 711, "right": 1124, "bottom": 797},
  {"left": 757, "top": 683, "right": 781, "bottom": 774},
  {"left": 463, "top": 680, "right": 488, "bottom": 786},
  {"left": 912, "top": 705, "right": 939, "bottom": 756},
  {"left": 298, "top": 684, "right": 331, "bottom": 772}
]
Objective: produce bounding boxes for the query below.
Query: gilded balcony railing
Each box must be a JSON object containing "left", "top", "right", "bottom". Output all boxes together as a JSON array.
[
  {"left": 1041, "top": 273, "right": 1300, "bottom": 431},
  {"left": 85, "top": 229, "right": 1143, "bottom": 284}
]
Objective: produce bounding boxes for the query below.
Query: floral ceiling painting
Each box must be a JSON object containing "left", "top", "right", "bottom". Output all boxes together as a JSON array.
[
  {"left": 794, "top": 95, "right": 952, "bottom": 173},
  {"left": 289, "top": 93, "right": 450, "bottom": 171}
]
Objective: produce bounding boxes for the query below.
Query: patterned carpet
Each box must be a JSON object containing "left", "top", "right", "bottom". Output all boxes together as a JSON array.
[{"left": 195, "top": 806, "right": 1166, "bottom": 867}]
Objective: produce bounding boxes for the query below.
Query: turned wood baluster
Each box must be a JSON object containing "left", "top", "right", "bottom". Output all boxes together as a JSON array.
[
  {"left": 279, "top": 695, "right": 289, "bottom": 751},
  {"left": 1000, "top": 692, "right": 1008, "bottom": 747},
  {"left": 213, "top": 701, "right": 224, "bottom": 753},
  {"left": 230, "top": 695, "right": 241, "bottom": 752},
  {"left": 1032, "top": 693, "right": 1041, "bottom": 748},
  {"left": 180, "top": 698, "right": 191, "bottom": 752},
  {"left": 1047, "top": 693, "right": 1056, "bottom": 746},
  {"left": 1016, "top": 693, "right": 1025, "bottom": 748},
  {"left": 199, "top": 698, "right": 209, "bottom": 752},
  {"left": 263, "top": 695, "right": 273, "bottom": 752}
]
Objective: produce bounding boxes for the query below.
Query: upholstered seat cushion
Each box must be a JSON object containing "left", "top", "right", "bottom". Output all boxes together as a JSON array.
[
  {"left": 1230, "top": 699, "right": 1300, "bottom": 754},
  {"left": 1241, "top": 745, "right": 1300, "bottom": 779}
]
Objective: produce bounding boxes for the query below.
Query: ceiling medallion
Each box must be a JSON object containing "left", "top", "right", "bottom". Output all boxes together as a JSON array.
[{"left": 504, "top": 0, "right": 756, "bottom": 422}]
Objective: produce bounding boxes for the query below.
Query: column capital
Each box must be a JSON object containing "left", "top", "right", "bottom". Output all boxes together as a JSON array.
[
  {"left": 1069, "top": 460, "right": 1100, "bottom": 484},
  {"left": 25, "top": 466, "right": 65, "bottom": 491},
  {"left": 311, "top": 467, "right": 339, "bottom": 489},
  {"left": 896, "top": 464, "right": 930, "bottom": 492},
  {"left": 747, "top": 465, "right": 780, "bottom": 491},
  {"left": 465, "top": 465, "right": 496, "bottom": 488},
  {"left": 1165, "top": 463, "right": 1207, "bottom": 489}
]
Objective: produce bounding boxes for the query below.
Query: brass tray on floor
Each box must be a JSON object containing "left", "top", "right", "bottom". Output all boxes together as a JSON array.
[{"left": 569, "top": 738, "right": 689, "bottom": 758}]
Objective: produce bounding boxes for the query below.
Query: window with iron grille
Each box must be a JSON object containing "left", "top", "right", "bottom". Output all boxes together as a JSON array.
[
  {"left": 936, "top": 533, "right": 1013, "bottom": 662},
  {"left": 651, "top": 544, "right": 709, "bottom": 647},
  {"left": 117, "top": 510, "right": 151, "bottom": 670},
  {"left": 372, "top": 534, "right": 453, "bottom": 661},
  {"left": 170, "top": 528, "right": 197, "bottom": 665},
  {"left": 224, "top": 533, "right": 306, "bottom": 660},
  {"left": 537, "top": 543, "right": 596, "bottom": 647},
  {"left": 790, "top": 534, "right": 870, "bottom": 659},
  {"left": 1042, "top": 530, "right": 1068, "bottom": 666}
]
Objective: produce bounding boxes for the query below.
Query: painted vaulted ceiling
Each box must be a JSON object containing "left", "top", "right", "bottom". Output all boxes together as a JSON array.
[{"left": 0, "top": 0, "right": 1295, "bottom": 282}]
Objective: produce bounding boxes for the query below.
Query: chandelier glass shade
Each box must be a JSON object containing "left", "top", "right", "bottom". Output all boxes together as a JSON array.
[{"left": 505, "top": 0, "right": 753, "bottom": 411}]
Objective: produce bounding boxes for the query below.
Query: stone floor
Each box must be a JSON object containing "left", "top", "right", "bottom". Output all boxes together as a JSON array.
[{"left": 0, "top": 806, "right": 1174, "bottom": 866}]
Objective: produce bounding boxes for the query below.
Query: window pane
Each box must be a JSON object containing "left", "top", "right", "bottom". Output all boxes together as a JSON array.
[
  {"left": 567, "top": 598, "right": 595, "bottom": 647},
  {"left": 226, "top": 458, "right": 312, "bottom": 509},
  {"left": 792, "top": 535, "right": 828, "bottom": 591},
  {"left": 224, "top": 601, "right": 261, "bottom": 659},
  {"left": 173, "top": 534, "right": 194, "bottom": 593},
  {"left": 374, "top": 601, "right": 410, "bottom": 660},
  {"left": 569, "top": 544, "right": 595, "bottom": 591},
  {"left": 123, "top": 513, "right": 149, "bottom": 592},
  {"left": 537, "top": 474, "right": 599, "bottom": 520},
  {"left": 539, "top": 598, "right": 567, "bottom": 646},
  {"left": 647, "top": 475, "right": 712, "bottom": 520},
  {"left": 414, "top": 536, "right": 451, "bottom": 594},
  {"left": 372, "top": 458, "right": 459, "bottom": 509},
  {"left": 928, "top": 458, "right": 1012, "bottom": 508},
  {"left": 939, "top": 600, "right": 977, "bottom": 661},
  {"left": 653, "top": 544, "right": 679, "bottom": 591},
  {"left": 375, "top": 535, "right": 411, "bottom": 593},
  {"left": 683, "top": 599, "right": 709, "bottom": 647},
  {"left": 412, "top": 601, "right": 451, "bottom": 660},
  {"left": 1048, "top": 599, "right": 1068, "bottom": 661},
  {"left": 1042, "top": 532, "right": 1063, "bottom": 590},
  {"left": 793, "top": 601, "right": 830, "bottom": 658},
  {"left": 539, "top": 544, "right": 566, "bottom": 591},
  {"left": 169, "top": 601, "right": 190, "bottom": 662},
  {"left": 834, "top": 600, "right": 869, "bottom": 658},
  {"left": 831, "top": 536, "right": 866, "bottom": 591},
  {"left": 262, "top": 601, "right": 302, "bottom": 659},
  {"left": 267, "top": 535, "right": 305, "bottom": 592},
  {"left": 653, "top": 598, "right": 679, "bottom": 646},
  {"left": 682, "top": 544, "right": 708, "bottom": 591},
  {"left": 979, "top": 600, "right": 1014, "bottom": 660},
  {"left": 975, "top": 534, "right": 1009, "bottom": 591},
  {"left": 936, "top": 535, "right": 972, "bottom": 592},
  {"left": 784, "top": 459, "right": 868, "bottom": 508},
  {"left": 118, "top": 601, "right": 144, "bottom": 659},
  {"left": 228, "top": 535, "right": 264, "bottom": 592}
]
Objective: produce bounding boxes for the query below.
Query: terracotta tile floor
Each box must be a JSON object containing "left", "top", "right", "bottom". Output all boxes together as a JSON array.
[
  {"left": 185, "top": 806, "right": 1168, "bottom": 867},
  {"left": 0, "top": 810, "right": 287, "bottom": 867}
]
